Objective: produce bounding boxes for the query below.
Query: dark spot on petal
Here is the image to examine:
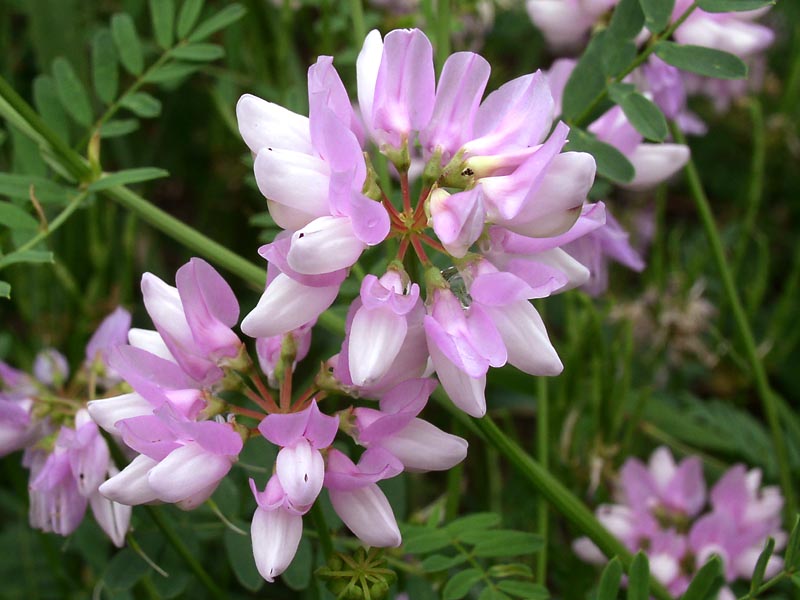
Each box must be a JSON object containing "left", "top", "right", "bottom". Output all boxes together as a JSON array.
[
  {"left": 304, "top": 473, "right": 308, "bottom": 482},
  {"left": 461, "top": 168, "right": 474, "bottom": 177}
]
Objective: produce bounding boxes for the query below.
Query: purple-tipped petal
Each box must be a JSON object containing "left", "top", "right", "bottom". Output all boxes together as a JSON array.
[
  {"left": 372, "top": 29, "right": 435, "bottom": 146},
  {"left": 421, "top": 51, "right": 491, "bottom": 159},
  {"left": 85, "top": 307, "right": 132, "bottom": 365}
]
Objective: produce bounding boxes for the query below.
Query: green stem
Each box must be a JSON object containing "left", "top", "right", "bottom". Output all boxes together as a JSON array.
[
  {"left": 79, "top": 45, "right": 175, "bottom": 150},
  {"left": 434, "top": 392, "right": 673, "bottom": 600},
  {"left": 435, "top": 0, "right": 451, "bottom": 74},
  {"left": 732, "top": 99, "right": 765, "bottom": 276},
  {"left": 570, "top": 2, "right": 698, "bottom": 127},
  {"left": 350, "top": 0, "right": 366, "bottom": 50},
  {"left": 536, "top": 376, "right": 549, "bottom": 585},
  {"left": 102, "top": 186, "right": 265, "bottom": 287},
  {"left": 310, "top": 502, "right": 334, "bottom": 561},
  {"left": 0, "top": 75, "right": 90, "bottom": 180},
  {"left": 0, "top": 190, "right": 89, "bottom": 270},
  {"left": 672, "top": 123, "right": 797, "bottom": 520},
  {"left": 145, "top": 506, "right": 226, "bottom": 600},
  {"left": 781, "top": 23, "right": 800, "bottom": 115}
]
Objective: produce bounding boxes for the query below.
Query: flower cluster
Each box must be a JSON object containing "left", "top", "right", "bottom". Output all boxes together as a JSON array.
[
  {"left": 574, "top": 447, "right": 786, "bottom": 597},
  {"left": 0, "top": 308, "right": 133, "bottom": 546},
  {"left": 73, "top": 257, "right": 466, "bottom": 585},
  {"left": 238, "top": 27, "right": 607, "bottom": 419},
  {"left": 524, "top": 2, "right": 776, "bottom": 295}
]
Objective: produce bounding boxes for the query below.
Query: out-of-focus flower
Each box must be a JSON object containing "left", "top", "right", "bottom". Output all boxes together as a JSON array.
[{"left": 574, "top": 447, "right": 785, "bottom": 596}]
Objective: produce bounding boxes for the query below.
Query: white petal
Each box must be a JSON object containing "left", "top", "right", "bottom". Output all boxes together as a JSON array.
[
  {"left": 251, "top": 507, "right": 303, "bottom": 583},
  {"left": 236, "top": 94, "right": 312, "bottom": 154},
  {"left": 348, "top": 306, "right": 407, "bottom": 386},
  {"left": 624, "top": 143, "right": 689, "bottom": 191},
  {"left": 381, "top": 419, "right": 468, "bottom": 472},
  {"left": 127, "top": 328, "right": 176, "bottom": 363},
  {"left": 87, "top": 393, "right": 154, "bottom": 435},
  {"left": 147, "top": 444, "right": 231, "bottom": 503},
  {"left": 287, "top": 217, "right": 365, "bottom": 275},
  {"left": 241, "top": 274, "right": 340, "bottom": 339},
  {"left": 485, "top": 301, "right": 563, "bottom": 376},
  {"left": 329, "top": 484, "right": 401, "bottom": 548},
  {"left": 276, "top": 441, "right": 324, "bottom": 509},
  {"left": 90, "top": 488, "right": 132, "bottom": 547},
  {"left": 356, "top": 30, "right": 384, "bottom": 129},
  {"left": 504, "top": 152, "right": 595, "bottom": 238},
  {"left": 99, "top": 454, "right": 159, "bottom": 505},
  {"left": 254, "top": 149, "right": 331, "bottom": 229}
]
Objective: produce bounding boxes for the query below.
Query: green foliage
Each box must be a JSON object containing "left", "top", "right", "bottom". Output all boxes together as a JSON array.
[
  {"left": 565, "top": 128, "right": 636, "bottom": 183},
  {"left": 608, "top": 83, "right": 668, "bottom": 141},
  {"left": 52, "top": 57, "right": 92, "bottom": 126},
  {"left": 402, "top": 513, "right": 547, "bottom": 599},
  {"left": 88, "top": 168, "right": 169, "bottom": 191},
  {"left": 626, "top": 552, "right": 649, "bottom": 600},
  {"left": 698, "top": 0, "right": 774, "bottom": 11},
  {"left": 654, "top": 42, "right": 748, "bottom": 79},
  {"left": 638, "top": 0, "right": 674, "bottom": 33},
  {"left": 681, "top": 556, "right": 724, "bottom": 600}
]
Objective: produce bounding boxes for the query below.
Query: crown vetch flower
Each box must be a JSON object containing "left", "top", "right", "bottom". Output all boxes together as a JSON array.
[{"left": 574, "top": 447, "right": 785, "bottom": 597}]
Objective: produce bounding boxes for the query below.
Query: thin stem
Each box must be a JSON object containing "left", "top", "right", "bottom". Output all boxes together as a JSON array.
[
  {"left": 145, "top": 506, "right": 226, "bottom": 600},
  {"left": 228, "top": 404, "right": 265, "bottom": 421},
  {"left": 309, "top": 502, "right": 334, "bottom": 561},
  {"left": 570, "top": 3, "right": 698, "bottom": 127},
  {"left": 79, "top": 47, "right": 174, "bottom": 150},
  {"left": 397, "top": 237, "right": 410, "bottom": 262},
  {"left": 400, "top": 172, "right": 412, "bottom": 214},
  {"left": 412, "top": 186, "right": 430, "bottom": 227},
  {"left": 433, "top": 391, "right": 674, "bottom": 600},
  {"left": 0, "top": 75, "right": 90, "bottom": 180},
  {"left": 672, "top": 123, "right": 797, "bottom": 520},
  {"left": 419, "top": 233, "right": 446, "bottom": 254},
  {"left": 0, "top": 190, "right": 89, "bottom": 270},
  {"left": 349, "top": 0, "right": 366, "bottom": 50},
  {"left": 409, "top": 235, "right": 431, "bottom": 266},
  {"left": 732, "top": 98, "right": 766, "bottom": 277},
  {"left": 103, "top": 186, "right": 266, "bottom": 287},
  {"left": 279, "top": 370, "right": 293, "bottom": 412},
  {"left": 247, "top": 366, "right": 277, "bottom": 408},
  {"left": 536, "top": 375, "right": 549, "bottom": 584}
]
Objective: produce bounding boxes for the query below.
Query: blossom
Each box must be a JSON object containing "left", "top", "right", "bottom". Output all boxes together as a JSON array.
[
  {"left": 574, "top": 447, "right": 785, "bottom": 596},
  {"left": 100, "top": 403, "right": 243, "bottom": 510}
]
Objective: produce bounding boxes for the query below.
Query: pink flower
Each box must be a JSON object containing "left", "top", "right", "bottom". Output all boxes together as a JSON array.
[
  {"left": 357, "top": 29, "right": 435, "bottom": 150},
  {"left": 324, "top": 448, "right": 402, "bottom": 547},
  {"left": 347, "top": 270, "right": 421, "bottom": 386},
  {"left": 100, "top": 403, "right": 242, "bottom": 510},
  {"left": 141, "top": 258, "right": 241, "bottom": 385},
  {"left": 353, "top": 379, "right": 468, "bottom": 472}
]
